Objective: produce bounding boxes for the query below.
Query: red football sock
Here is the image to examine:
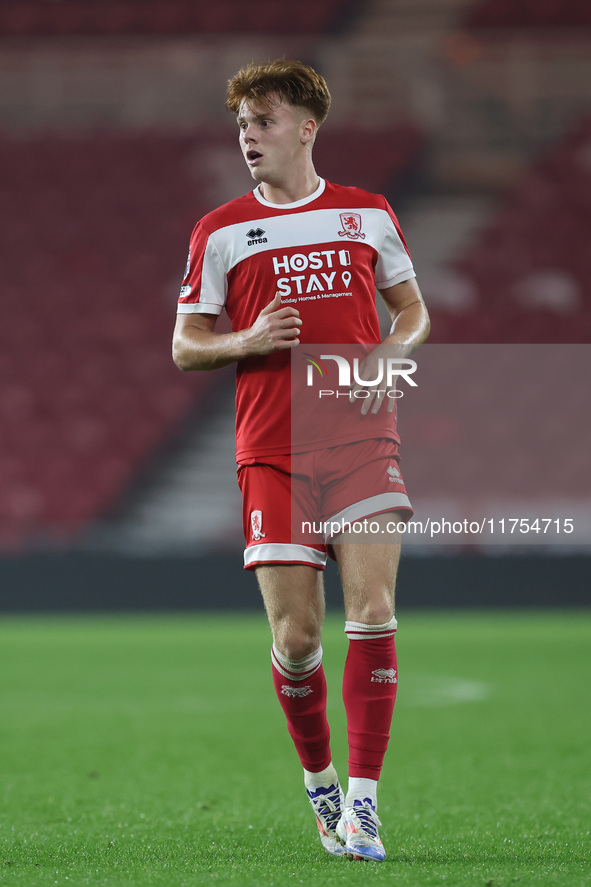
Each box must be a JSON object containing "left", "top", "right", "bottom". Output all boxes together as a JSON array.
[
  {"left": 342, "top": 619, "right": 398, "bottom": 780},
  {"left": 271, "top": 645, "right": 332, "bottom": 773}
]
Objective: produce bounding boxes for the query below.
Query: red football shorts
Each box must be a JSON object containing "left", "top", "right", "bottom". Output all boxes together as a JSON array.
[{"left": 237, "top": 438, "right": 413, "bottom": 570}]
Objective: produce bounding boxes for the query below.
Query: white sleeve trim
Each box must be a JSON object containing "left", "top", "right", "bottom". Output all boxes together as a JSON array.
[
  {"left": 376, "top": 268, "right": 417, "bottom": 290},
  {"left": 177, "top": 302, "right": 224, "bottom": 315},
  {"left": 374, "top": 209, "right": 415, "bottom": 289}
]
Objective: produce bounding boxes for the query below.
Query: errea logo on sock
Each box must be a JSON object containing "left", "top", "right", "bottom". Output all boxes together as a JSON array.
[
  {"left": 281, "top": 685, "right": 313, "bottom": 698},
  {"left": 371, "top": 668, "right": 397, "bottom": 684}
]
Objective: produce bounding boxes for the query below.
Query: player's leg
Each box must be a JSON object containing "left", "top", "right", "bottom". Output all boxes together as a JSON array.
[
  {"left": 257, "top": 565, "right": 327, "bottom": 772},
  {"left": 256, "top": 564, "right": 345, "bottom": 856},
  {"left": 238, "top": 455, "right": 346, "bottom": 855},
  {"left": 257, "top": 563, "right": 325, "bottom": 660},
  {"left": 239, "top": 458, "right": 334, "bottom": 779},
  {"left": 332, "top": 515, "right": 402, "bottom": 861}
]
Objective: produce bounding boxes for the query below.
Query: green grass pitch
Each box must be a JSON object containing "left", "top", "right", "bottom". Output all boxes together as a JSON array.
[{"left": 0, "top": 609, "right": 589, "bottom": 886}]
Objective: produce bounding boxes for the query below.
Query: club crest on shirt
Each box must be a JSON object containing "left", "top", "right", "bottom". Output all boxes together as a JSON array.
[
  {"left": 250, "top": 510, "right": 266, "bottom": 541},
  {"left": 338, "top": 212, "right": 366, "bottom": 240}
]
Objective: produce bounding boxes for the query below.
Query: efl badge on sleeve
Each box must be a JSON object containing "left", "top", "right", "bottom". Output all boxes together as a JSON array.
[
  {"left": 338, "top": 212, "right": 366, "bottom": 240},
  {"left": 250, "top": 510, "right": 266, "bottom": 541}
]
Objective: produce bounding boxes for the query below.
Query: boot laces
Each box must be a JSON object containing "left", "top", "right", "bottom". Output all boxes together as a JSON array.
[
  {"left": 352, "top": 800, "right": 382, "bottom": 838},
  {"left": 310, "top": 784, "right": 342, "bottom": 830}
]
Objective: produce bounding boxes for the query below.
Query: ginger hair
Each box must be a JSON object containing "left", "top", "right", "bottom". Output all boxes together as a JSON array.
[{"left": 226, "top": 59, "right": 331, "bottom": 125}]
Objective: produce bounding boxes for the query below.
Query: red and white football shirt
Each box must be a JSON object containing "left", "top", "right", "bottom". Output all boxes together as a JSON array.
[{"left": 177, "top": 179, "right": 415, "bottom": 462}]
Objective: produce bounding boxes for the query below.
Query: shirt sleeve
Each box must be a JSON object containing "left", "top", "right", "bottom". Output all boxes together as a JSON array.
[
  {"left": 374, "top": 199, "right": 416, "bottom": 290},
  {"left": 177, "top": 221, "right": 227, "bottom": 315}
]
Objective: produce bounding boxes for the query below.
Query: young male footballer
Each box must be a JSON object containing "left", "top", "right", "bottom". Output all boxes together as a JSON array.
[{"left": 172, "top": 59, "right": 430, "bottom": 861}]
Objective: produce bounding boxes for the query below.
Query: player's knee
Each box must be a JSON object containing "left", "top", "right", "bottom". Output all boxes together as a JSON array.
[
  {"left": 273, "top": 624, "right": 321, "bottom": 661},
  {"left": 346, "top": 593, "right": 394, "bottom": 627}
]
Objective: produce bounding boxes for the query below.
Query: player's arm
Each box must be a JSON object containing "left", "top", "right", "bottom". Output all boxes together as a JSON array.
[
  {"left": 351, "top": 278, "right": 430, "bottom": 414},
  {"left": 172, "top": 293, "right": 302, "bottom": 372},
  {"left": 379, "top": 277, "right": 430, "bottom": 352}
]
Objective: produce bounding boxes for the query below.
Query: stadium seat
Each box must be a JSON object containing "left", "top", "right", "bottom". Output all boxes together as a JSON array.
[
  {"left": 0, "top": 0, "right": 357, "bottom": 36},
  {"left": 430, "top": 117, "right": 591, "bottom": 344},
  {"left": 0, "top": 122, "right": 420, "bottom": 549},
  {"left": 464, "top": 0, "right": 591, "bottom": 30},
  {"left": 0, "top": 131, "right": 216, "bottom": 548}
]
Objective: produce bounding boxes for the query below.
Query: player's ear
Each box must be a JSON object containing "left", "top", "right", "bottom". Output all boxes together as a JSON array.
[{"left": 300, "top": 117, "right": 318, "bottom": 145}]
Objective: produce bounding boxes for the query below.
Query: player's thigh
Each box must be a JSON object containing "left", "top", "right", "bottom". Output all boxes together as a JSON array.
[
  {"left": 319, "top": 438, "right": 413, "bottom": 532},
  {"left": 256, "top": 564, "right": 326, "bottom": 659},
  {"left": 238, "top": 457, "right": 328, "bottom": 571},
  {"left": 332, "top": 511, "right": 402, "bottom": 625}
]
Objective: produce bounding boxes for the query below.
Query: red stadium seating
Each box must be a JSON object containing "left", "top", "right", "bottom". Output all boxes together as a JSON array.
[
  {"left": 314, "top": 123, "right": 422, "bottom": 195},
  {"left": 429, "top": 117, "right": 591, "bottom": 344},
  {"left": 0, "top": 131, "right": 214, "bottom": 548},
  {"left": 0, "top": 0, "right": 358, "bottom": 37},
  {"left": 397, "top": 342, "right": 591, "bottom": 534},
  {"left": 464, "top": 0, "right": 591, "bottom": 30},
  {"left": 0, "top": 124, "right": 420, "bottom": 549}
]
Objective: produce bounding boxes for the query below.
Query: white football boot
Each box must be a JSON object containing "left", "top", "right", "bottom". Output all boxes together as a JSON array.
[
  {"left": 306, "top": 782, "right": 347, "bottom": 857},
  {"left": 336, "top": 798, "right": 386, "bottom": 861}
]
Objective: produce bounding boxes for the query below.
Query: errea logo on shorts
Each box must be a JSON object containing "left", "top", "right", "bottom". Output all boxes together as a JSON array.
[{"left": 387, "top": 465, "right": 403, "bottom": 483}]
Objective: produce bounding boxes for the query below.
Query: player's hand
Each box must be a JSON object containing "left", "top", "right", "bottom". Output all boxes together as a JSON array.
[
  {"left": 349, "top": 347, "right": 399, "bottom": 416},
  {"left": 246, "top": 292, "right": 302, "bottom": 355}
]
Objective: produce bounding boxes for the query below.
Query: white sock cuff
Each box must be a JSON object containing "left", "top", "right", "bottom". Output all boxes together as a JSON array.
[
  {"left": 304, "top": 762, "right": 339, "bottom": 792},
  {"left": 346, "top": 776, "right": 378, "bottom": 808},
  {"left": 271, "top": 644, "right": 323, "bottom": 681},
  {"left": 345, "top": 616, "right": 397, "bottom": 640}
]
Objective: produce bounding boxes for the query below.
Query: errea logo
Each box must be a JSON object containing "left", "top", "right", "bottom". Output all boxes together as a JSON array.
[
  {"left": 371, "top": 668, "right": 397, "bottom": 684},
  {"left": 281, "top": 685, "right": 313, "bottom": 698},
  {"left": 387, "top": 465, "right": 402, "bottom": 483},
  {"left": 246, "top": 227, "right": 267, "bottom": 246}
]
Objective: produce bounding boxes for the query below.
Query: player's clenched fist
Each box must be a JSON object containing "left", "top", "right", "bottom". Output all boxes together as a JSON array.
[{"left": 246, "top": 292, "right": 302, "bottom": 355}]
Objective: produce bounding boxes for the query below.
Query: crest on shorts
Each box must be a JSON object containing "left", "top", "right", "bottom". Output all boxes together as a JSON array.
[
  {"left": 338, "top": 212, "right": 366, "bottom": 240},
  {"left": 250, "top": 509, "right": 266, "bottom": 541}
]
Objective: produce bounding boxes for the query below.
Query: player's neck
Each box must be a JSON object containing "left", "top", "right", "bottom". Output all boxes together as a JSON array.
[{"left": 258, "top": 166, "right": 321, "bottom": 206}]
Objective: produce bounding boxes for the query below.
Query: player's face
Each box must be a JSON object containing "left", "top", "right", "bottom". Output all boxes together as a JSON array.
[{"left": 237, "top": 95, "right": 311, "bottom": 186}]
